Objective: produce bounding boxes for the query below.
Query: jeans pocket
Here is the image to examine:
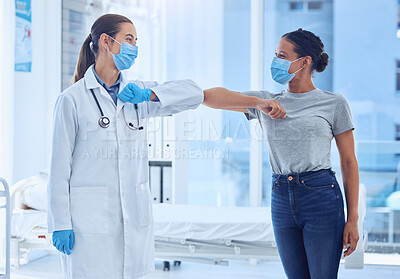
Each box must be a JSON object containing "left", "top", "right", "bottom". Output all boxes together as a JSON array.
[
  {"left": 272, "top": 177, "right": 280, "bottom": 192},
  {"left": 300, "top": 173, "right": 334, "bottom": 190}
]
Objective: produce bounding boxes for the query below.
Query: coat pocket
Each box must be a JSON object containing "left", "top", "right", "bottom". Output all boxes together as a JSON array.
[
  {"left": 70, "top": 186, "right": 109, "bottom": 234},
  {"left": 136, "top": 181, "right": 153, "bottom": 229}
]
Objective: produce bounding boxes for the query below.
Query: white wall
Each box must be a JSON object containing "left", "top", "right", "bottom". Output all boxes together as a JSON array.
[
  {"left": 12, "top": 0, "right": 61, "bottom": 184},
  {"left": 0, "top": 0, "right": 16, "bottom": 184},
  {"left": 0, "top": 0, "right": 15, "bottom": 269},
  {"left": 1, "top": 0, "right": 61, "bottom": 263}
]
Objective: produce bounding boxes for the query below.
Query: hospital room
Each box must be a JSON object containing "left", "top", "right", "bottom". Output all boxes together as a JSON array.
[{"left": 0, "top": 0, "right": 400, "bottom": 278}]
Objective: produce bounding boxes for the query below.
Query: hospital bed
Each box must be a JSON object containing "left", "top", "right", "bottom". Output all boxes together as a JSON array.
[
  {"left": 153, "top": 204, "right": 278, "bottom": 270},
  {"left": 8, "top": 172, "right": 367, "bottom": 270}
]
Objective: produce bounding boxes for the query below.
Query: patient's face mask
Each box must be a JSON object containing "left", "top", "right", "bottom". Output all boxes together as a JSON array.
[
  {"left": 107, "top": 35, "right": 138, "bottom": 71},
  {"left": 270, "top": 56, "right": 304, "bottom": 85}
]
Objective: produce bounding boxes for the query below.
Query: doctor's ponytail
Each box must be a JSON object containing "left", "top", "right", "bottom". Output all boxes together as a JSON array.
[
  {"left": 73, "top": 34, "right": 95, "bottom": 83},
  {"left": 72, "top": 14, "right": 133, "bottom": 83}
]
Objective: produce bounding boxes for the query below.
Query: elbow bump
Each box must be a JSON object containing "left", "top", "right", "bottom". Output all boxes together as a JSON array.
[{"left": 199, "top": 91, "right": 205, "bottom": 104}]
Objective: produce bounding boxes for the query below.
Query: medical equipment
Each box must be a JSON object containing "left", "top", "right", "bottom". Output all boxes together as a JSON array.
[
  {"left": 122, "top": 104, "right": 143, "bottom": 130},
  {"left": 0, "top": 178, "right": 11, "bottom": 279},
  {"left": 90, "top": 88, "right": 143, "bottom": 130}
]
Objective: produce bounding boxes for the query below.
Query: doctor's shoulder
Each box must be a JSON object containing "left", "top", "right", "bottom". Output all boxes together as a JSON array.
[
  {"left": 53, "top": 80, "right": 83, "bottom": 112},
  {"left": 59, "top": 78, "right": 85, "bottom": 98}
]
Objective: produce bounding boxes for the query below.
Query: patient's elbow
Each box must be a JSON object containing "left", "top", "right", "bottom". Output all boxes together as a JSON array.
[{"left": 341, "top": 156, "right": 358, "bottom": 169}]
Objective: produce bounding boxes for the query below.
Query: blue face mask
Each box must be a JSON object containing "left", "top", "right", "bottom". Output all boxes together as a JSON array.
[
  {"left": 107, "top": 35, "right": 138, "bottom": 71},
  {"left": 270, "top": 56, "right": 304, "bottom": 85}
]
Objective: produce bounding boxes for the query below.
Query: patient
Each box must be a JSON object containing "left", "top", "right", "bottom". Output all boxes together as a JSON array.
[{"left": 202, "top": 28, "right": 359, "bottom": 279}]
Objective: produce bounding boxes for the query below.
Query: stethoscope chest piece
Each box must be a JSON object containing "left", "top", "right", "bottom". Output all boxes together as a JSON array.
[
  {"left": 90, "top": 88, "right": 143, "bottom": 130},
  {"left": 99, "top": 116, "right": 110, "bottom": 128}
]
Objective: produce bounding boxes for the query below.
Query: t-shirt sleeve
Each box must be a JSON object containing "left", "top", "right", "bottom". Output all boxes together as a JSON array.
[
  {"left": 239, "top": 91, "right": 269, "bottom": 121},
  {"left": 332, "top": 95, "right": 355, "bottom": 136}
]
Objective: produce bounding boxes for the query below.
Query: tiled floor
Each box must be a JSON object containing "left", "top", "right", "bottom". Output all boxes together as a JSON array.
[{"left": 8, "top": 252, "right": 400, "bottom": 279}]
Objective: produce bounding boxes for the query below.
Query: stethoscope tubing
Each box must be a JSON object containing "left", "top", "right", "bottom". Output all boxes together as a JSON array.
[{"left": 90, "top": 88, "right": 143, "bottom": 130}]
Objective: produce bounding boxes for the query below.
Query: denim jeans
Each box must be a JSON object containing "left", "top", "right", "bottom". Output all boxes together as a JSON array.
[{"left": 271, "top": 168, "right": 345, "bottom": 279}]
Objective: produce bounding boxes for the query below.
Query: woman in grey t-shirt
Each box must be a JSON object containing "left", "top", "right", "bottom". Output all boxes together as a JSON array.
[{"left": 203, "top": 29, "right": 359, "bottom": 279}]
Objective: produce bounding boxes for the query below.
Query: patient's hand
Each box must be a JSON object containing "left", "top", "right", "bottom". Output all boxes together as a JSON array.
[
  {"left": 256, "top": 99, "right": 286, "bottom": 119},
  {"left": 343, "top": 220, "right": 359, "bottom": 257}
]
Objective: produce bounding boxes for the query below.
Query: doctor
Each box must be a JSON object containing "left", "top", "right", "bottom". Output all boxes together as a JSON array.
[{"left": 47, "top": 14, "right": 203, "bottom": 279}]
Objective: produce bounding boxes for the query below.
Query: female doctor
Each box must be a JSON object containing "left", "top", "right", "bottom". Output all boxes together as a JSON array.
[{"left": 47, "top": 14, "right": 203, "bottom": 279}]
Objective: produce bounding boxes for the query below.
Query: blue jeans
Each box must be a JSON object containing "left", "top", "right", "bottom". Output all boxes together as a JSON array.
[{"left": 271, "top": 168, "right": 345, "bottom": 279}]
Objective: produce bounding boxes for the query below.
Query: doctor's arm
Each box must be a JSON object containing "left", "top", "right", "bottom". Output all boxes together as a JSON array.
[
  {"left": 118, "top": 80, "right": 204, "bottom": 117},
  {"left": 47, "top": 94, "right": 77, "bottom": 254},
  {"left": 203, "top": 87, "right": 286, "bottom": 119},
  {"left": 141, "top": 79, "right": 204, "bottom": 117}
]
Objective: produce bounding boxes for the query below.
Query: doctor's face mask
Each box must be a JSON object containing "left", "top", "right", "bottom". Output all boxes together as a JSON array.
[{"left": 107, "top": 34, "right": 138, "bottom": 71}]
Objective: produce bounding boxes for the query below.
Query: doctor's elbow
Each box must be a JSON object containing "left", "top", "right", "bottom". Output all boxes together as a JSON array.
[{"left": 198, "top": 89, "right": 205, "bottom": 104}]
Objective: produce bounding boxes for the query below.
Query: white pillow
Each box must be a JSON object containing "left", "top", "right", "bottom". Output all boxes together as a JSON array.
[{"left": 22, "top": 171, "right": 48, "bottom": 211}]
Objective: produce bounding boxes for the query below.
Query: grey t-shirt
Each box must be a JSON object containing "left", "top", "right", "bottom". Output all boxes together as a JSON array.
[{"left": 241, "top": 88, "right": 354, "bottom": 175}]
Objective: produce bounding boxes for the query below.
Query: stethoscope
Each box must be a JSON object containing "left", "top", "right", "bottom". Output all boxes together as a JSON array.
[{"left": 90, "top": 89, "right": 143, "bottom": 130}]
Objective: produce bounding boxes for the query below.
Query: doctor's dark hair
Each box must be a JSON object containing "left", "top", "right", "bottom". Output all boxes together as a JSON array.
[
  {"left": 282, "top": 28, "right": 329, "bottom": 73},
  {"left": 73, "top": 14, "right": 133, "bottom": 83}
]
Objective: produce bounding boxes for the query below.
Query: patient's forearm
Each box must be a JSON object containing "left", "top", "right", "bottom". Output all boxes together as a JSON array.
[{"left": 203, "top": 87, "right": 258, "bottom": 110}]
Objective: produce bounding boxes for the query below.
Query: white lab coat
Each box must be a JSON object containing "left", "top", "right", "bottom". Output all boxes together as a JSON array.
[{"left": 47, "top": 65, "right": 203, "bottom": 279}]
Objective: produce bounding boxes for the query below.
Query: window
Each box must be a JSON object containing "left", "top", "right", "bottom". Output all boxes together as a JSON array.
[
  {"left": 397, "top": 60, "right": 400, "bottom": 92},
  {"left": 289, "top": 2, "right": 304, "bottom": 11},
  {"left": 165, "top": 0, "right": 252, "bottom": 206},
  {"left": 398, "top": 0, "right": 400, "bottom": 38},
  {"left": 61, "top": 8, "right": 86, "bottom": 90},
  {"left": 290, "top": 1, "right": 323, "bottom": 12},
  {"left": 308, "top": 1, "right": 322, "bottom": 10},
  {"left": 396, "top": 124, "right": 400, "bottom": 141}
]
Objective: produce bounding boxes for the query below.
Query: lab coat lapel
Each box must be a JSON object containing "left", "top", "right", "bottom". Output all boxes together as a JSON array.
[
  {"left": 116, "top": 74, "right": 128, "bottom": 116},
  {"left": 84, "top": 65, "right": 119, "bottom": 108}
]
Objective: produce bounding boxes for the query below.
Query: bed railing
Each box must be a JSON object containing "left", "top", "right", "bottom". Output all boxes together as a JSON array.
[{"left": 0, "top": 178, "right": 10, "bottom": 279}]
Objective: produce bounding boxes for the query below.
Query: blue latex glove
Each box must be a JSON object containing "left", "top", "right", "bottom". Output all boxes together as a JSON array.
[
  {"left": 52, "top": 230, "right": 75, "bottom": 255},
  {"left": 117, "top": 83, "right": 152, "bottom": 104}
]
